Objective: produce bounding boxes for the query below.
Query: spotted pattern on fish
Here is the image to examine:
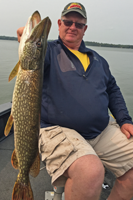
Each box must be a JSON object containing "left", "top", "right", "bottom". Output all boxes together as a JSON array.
[
  {"left": 12, "top": 68, "right": 42, "bottom": 184},
  {"left": 4, "top": 11, "right": 51, "bottom": 200}
]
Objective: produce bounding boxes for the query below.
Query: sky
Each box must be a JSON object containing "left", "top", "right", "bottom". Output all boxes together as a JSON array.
[{"left": 0, "top": 0, "right": 133, "bottom": 45}]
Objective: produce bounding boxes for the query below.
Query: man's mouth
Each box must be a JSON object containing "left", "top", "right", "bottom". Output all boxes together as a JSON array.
[{"left": 67, "top": 32, "right": 76, "bottom": 36}]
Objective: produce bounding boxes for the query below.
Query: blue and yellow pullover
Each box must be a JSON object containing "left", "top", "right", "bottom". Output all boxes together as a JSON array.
[{"left": 40, "top": 37, "right": 132, "bottom": 139}]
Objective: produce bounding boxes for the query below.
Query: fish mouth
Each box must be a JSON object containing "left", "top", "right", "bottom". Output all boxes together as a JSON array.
[
  {"left": 19, "top": 11, "right": 51, "bottom": 58},
  {"left": 26, "top": 11, "right": 51, "bottom": 43}
]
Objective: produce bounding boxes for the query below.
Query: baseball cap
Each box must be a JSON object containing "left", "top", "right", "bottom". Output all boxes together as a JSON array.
[{"left": 61, "top": 2, "right": 87, "bottom": 19}]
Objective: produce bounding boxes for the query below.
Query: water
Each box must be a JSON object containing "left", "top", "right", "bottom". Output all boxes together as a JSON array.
[
  {"left": 0, "top": 40, "right": 133, "bottom": 118},
  {"left": 0, "top": 40, "right": 18, "bottom": 105}
]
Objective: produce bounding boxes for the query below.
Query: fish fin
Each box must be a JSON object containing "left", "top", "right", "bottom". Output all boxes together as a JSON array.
[
  {"left": 4, "top": 114, "right": 13, "bottom": 136},
  {"left": 29, "top": 151, "right": 40, "bottom": 177},
  {"left": 12, "top": 179, "right": 33, "bottom": 200},
  {"left": 8, "top": 61, "right": 20, "bottom": 82},
  {"left": 11, "top": 150, "right": 18, "bottom": 169}
]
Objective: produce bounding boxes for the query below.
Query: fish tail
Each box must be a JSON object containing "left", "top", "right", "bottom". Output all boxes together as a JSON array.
[{"left": 12, "top": 179, "right": 33, "bottom": 200}]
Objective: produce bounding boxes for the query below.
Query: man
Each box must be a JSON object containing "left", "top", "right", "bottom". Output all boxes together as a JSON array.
[{"left": 17, "top": 2, "right": 133, "bottom": 200}]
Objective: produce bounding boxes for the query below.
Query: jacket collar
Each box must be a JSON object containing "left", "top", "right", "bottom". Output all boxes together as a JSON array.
[{"left": 57, "top": 36, "right": 92, "bottom": 54}]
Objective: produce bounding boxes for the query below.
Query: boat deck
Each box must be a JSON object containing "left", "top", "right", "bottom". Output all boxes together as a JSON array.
[
  {"left": 0, "top": 102, "right": 132, "bottom": 200},
  {"left": 0, "top": 133, "right": 53, "bottom": 200},
  {"left": 0, "top": 133, "right": 121, "bottom": 200}
]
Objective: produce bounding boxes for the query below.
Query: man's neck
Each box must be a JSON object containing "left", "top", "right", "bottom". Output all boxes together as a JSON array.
[
  {"left": 64, "top": 44, "right": 79, "bottom": 50},
  {"left": 62, "top": 40, "right": 81, "bottom": 50}
]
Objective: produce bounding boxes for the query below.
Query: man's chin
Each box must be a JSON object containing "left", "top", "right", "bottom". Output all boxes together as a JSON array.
[{"left": 65, "top": 37, "right": 76, "bottom": 43}]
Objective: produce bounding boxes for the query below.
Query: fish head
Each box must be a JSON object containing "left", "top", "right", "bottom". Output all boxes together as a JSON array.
[{"left": 19, "top": 11, "right": 51, "bottom": 71}]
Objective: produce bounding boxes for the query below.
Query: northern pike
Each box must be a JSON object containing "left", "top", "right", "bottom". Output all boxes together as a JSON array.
[{"left": 4, "top": 11, "right": 51, "bottom": 200}]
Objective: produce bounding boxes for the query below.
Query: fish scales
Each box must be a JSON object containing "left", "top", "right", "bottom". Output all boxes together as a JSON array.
[
  {"left": 4, "top": 11, "right": 51, "bottom": 200},
  {"left": 13, "top": 69, "right": 41, "bottom": 184}
]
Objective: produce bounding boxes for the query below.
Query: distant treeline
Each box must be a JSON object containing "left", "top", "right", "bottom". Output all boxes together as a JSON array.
[
  {"left": 0, "top": 36, "right": 133, "bottom": 49},
  {"left": 0, "top": 36, "right": 17, "bottom": 41},
  {"left": 84, "top": 41, "right": 133, "bottom": 49}
]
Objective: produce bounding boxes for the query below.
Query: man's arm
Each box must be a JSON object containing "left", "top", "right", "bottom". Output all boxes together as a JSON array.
[
  {"left": 108, "top": 78, "right": 133, "bottom": 139},
  {"left": 100, "top": 57, "right": 133, "bottom": 139},
  {"left": 106, "top": 68, "right": 133, "bottom": 139}
]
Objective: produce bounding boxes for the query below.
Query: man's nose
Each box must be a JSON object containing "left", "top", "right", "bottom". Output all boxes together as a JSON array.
[{"left": 70, "top": 22, "right": 77, "bottom": 29}]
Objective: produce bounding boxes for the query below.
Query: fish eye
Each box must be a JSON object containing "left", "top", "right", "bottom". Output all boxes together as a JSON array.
[{"left": 36, "top": 41, "right": 42, "bottom": 47}]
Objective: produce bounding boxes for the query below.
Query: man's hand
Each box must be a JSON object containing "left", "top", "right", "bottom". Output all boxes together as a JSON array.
[
  {"left": 121, "top": 123, "right": 133, "bottom": 139},
  {"left": 17, "top": 27, "right": 25, "bottom": 42}
]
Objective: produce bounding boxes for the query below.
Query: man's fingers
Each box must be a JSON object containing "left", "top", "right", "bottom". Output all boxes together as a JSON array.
[
  {"left": 129, "top": 128, "right": 133, "bottom": 136},
  {"left": 17, "top": 27, "right": 25, "bottom": 43},
  {"left": 121, "top": 123, "right": 133, "bottom": 139},
  {"left": 122, "top": 130, "right": 131, "bottom": 139},
  {"left": 17, "top": 30, "right": 21, "bottom": 42}
]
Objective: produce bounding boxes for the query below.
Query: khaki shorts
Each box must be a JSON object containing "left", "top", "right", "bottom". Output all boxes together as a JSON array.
[{"left": 39, "top": 118, "right": 133, "bottom": 186}]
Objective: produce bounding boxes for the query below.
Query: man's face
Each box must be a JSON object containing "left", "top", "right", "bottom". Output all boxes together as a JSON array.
[{"left": 58, "top": 12, "right": 87, "bottom": 49}]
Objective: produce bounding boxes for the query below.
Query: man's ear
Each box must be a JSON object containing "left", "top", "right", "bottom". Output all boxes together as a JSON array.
[
  {"left": 84, "top": 25, "right": 88, "bottom": 33},
  {"left": 58, "top": 19, "right": 61, "bottom": 30}
]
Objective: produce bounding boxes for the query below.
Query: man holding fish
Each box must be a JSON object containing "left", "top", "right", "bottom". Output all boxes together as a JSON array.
[{"left": 17, "top": 2, "right": 133, "bottom": 200}]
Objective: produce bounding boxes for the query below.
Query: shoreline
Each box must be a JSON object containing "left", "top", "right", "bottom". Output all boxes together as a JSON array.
[{"left": 0, "top": 36, "right": 133, "bottom": 49}]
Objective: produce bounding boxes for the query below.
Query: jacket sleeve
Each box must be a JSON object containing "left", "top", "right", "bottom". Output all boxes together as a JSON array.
[
  {"left": 105, "top": 60, "right": 133, "bottom": 127},
  {"left": 40, "top": 42, "right": 51, "bottom": 128}
]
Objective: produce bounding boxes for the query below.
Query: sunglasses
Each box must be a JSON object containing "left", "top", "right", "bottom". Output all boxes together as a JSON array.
[{"left": 61, "top": 19, "right": 86, "bottom": 29}]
